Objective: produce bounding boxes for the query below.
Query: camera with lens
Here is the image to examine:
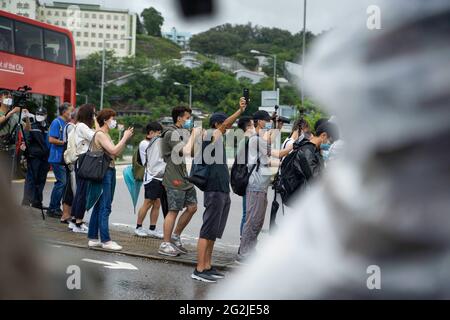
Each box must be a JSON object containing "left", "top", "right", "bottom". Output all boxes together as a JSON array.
[
  {"left": 11, "top": 85, "right": 32, "bottom": 107},
  {"left": 271, "top": 106, "right": 290, "bottom": 124}
]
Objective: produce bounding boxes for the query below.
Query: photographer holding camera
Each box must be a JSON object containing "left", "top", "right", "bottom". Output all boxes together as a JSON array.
[{"left": 0, "top": 90, "right": 31, "bottom": 174}]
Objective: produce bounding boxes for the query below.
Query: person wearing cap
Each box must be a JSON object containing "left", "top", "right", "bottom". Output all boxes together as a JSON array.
[
  {"left": 46, "top": 102, "right": 74, "bottom": 218},
  {"left": 0, "top": 89, "right": 30, "bottom": 174},
  {"left": 236, "top": 110, "right": 293, "bottom": 265},
  {"left": 191, "top": 97, "right": 247, "bottom": 283},
  {"left": 22, "top": 107, "right": 50, "bottom": 209}
]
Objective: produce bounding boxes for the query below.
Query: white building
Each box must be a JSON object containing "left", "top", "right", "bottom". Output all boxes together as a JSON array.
[
  {"left": 175, "top": 50, "right": 202, "bottom": 69},
  {"left": 1, "top": 1, "right": 136, "bottom": 60},
  {"left": 162, "top": 27, "right": 191, "bottom": 48},
  {"left": 38, "top": 2, "right": 136, "bottom": 60},
  {"left": 1, "top": 0, "right": 40, "bottom": 19},
  {"left": 234, "top": 69, "right": 267, "bottom": 84}
]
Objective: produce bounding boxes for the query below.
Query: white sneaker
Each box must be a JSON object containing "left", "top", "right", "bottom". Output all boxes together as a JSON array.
[
  {"left": 134, "top": 227, "right": 148, "bottom": 237},
  {"left": 158, "top": 242, "right": 179, "bottom": 257},
  {"left": 172, "top": 235, "right": 188, "bottom": 254},
  {"left": 147, "top": 228, "right": 163, "bottom": 239},
  {"left": 88, "top": 240, "right": 102, "bottom": 248},
  {"left": 72, "top": 224, "right": 88, "bottom": 234},
  {"left": 102, "top": 241, "right": 122, "bottom": 251},
  {"left": 68, "top": 222, "right": 75, "bottom": 230}
]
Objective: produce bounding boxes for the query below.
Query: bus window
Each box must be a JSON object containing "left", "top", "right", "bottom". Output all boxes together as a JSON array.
[
  {"left": 0, "top": 17, "right": 13, "bottom": 53},
  {"left": 15, "top": 21, "right": 43, "bottom": 59},
  {"left": 44, "top": 29, "right": 71, "bottom": 65}
]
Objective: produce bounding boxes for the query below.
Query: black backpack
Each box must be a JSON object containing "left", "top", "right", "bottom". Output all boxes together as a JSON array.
[
  {"left": 230, "top": 137, "right": 259, "bottom": 197},
  {"left": 273, "top": 139, "right": 313, "bottom": 205}
]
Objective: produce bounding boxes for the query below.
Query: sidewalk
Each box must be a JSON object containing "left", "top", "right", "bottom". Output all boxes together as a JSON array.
[{"left": 24, "top": 207, "right": 237, "bottom": 269}]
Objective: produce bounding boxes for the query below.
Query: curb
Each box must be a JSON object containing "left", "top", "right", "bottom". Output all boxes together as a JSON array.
[{"left": 42, "top": 238, "right": 234, "bottom": 270}]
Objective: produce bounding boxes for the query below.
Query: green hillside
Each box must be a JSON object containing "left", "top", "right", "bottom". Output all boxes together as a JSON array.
[{"left": 136, "top": 34, "right": 182, "bottom": 61}]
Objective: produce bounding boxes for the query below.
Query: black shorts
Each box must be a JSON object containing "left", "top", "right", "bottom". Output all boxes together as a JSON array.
[
  {"left": 144, "top": 179, "right": 164, "bottom": 200},
  {"left": 200, "top": 191, "right": 231, "bottom": 241}
]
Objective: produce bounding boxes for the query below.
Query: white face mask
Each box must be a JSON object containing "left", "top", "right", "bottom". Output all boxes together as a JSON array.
[
  {"left": 2, "top": 98, "right": 12, "bottom": 106},
  {"left": 36, "top": 115, "right": 47, "bottom": 122},
  {"left": 107, "top": 119, "right": 117, "bottom": 130}
]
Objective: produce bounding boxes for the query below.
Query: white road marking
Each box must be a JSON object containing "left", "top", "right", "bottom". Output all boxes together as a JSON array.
[{"left": 82, "top": 259, "right": 138, "bottom": 270}]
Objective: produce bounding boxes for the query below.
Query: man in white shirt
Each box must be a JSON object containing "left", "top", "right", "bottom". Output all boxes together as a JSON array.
[{"left": 135, "top": 122, "right": 166, "bottom": 238}]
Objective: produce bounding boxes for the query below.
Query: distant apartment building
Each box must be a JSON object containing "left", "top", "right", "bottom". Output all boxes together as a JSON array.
[
  {"left": 38, "top": 2, "right": 136, "bottom": 59},
  {"left": 0, "top": 1, "right": 136, "bottom": 59},
  {"left": 162, "top": 27, "right": 191, "bottom": 48},
  {"left": 1, "top": 0, "right": 40, "bottom": 19}
]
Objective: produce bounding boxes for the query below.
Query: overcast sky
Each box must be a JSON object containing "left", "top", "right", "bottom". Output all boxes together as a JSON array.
[{"left": 41, "top": 0, "right": 375, "bottom": 35}]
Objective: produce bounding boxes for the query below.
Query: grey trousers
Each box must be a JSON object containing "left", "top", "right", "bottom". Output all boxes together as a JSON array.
[{"left": 239, "top": 190, "right": 268, "bottom": 257}]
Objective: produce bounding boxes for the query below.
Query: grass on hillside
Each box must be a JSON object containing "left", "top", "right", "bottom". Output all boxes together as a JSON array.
[{"left": 136, "top": 34, "right": 182, "bottom": 61}]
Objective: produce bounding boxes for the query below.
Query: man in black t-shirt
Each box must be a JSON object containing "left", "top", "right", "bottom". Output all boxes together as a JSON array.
[{"left": 191, "top": 98, "right": 246, "bottom": 283}]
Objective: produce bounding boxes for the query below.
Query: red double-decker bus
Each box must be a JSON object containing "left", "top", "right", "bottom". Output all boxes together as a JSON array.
[
  {"left": 0, "top": 10, "right": 76, "bottom": 107},
  {"left": 0, "top": 10, "right": 76, "bottom": 178}
]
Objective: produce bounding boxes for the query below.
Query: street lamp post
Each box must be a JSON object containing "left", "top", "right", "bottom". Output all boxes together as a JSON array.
[
  {"left": 100, "top": 37, "right": 132, "bottom": 110},
  {"left": 301, "top": 0, "right": 308, "bottom": 109},
  {"left": 250, "top": 49, "right": 277, "bottom": 91},
  {"left": 174, "top": 82, "right": 192, "bottom": 109},
  {"left": 76, "top": 93, "right": 88, "bottom": 104}
]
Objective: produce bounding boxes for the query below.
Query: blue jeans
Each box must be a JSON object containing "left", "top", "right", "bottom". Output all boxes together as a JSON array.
[
  {"left": 240, "top": 195, "right": 247, "bottom": 236},
  {"left": 49, "top": 164, "right": 67, "bottom": 211},
  {"left": 88, "top": 168, "right": 116, "bottom": 243}
]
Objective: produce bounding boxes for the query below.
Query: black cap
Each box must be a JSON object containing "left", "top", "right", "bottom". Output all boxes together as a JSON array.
[
  {"left": 0, "top": 89, "right": 10, "bottom": 96},
  {"left": 253, "top": 110, "right": 271, "bottom": 121},
  {"left": 209, "top": 112, "right": 228, "bottom": 127},
  {"left": 36, "top": 106, "right": 47, "bottom": 115}
]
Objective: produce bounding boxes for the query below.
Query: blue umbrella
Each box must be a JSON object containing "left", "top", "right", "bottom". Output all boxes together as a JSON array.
[{"left": 123, "top": 165, "right": 143, "bottom": 214}]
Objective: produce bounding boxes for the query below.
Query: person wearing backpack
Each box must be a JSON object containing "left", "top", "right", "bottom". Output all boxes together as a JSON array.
[
  {"left": 276, "top": 121, "right": 340, "bottom": 206},
  {"left": 47, "top": 103, "right": 74, "bottom": 218},
  {"left": 159, "top": 106, "right": 201, "bottom": 257},
  {"left": 236, "top": 110, "right": 293, "bottom": 265},
  {"left": 301, "top": 121, "right": 339, "bottom": 178},
  {"left": 192, "top": 99, "right": 247, "bottom": 283},
  {"left": 134, "top": 122, "right": 166, "bottom": 238}
]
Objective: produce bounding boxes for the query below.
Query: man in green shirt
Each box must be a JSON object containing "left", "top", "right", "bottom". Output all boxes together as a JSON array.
[{"left": 159, "top": 106, "right": 201, "bottom": 257}]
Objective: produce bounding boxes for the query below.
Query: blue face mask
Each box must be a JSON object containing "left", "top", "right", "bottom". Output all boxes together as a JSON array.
[
  {"left": 264, "top": 122, "right": 272, "bottom": 130},
  {"left": 183, "top": 118, "right": 193, "bottom": 129},
  {"left": 320, "top": 143, "right": 331, "bottom": 151}
]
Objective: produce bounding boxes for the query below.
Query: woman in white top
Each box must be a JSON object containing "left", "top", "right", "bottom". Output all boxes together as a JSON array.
[{"left": 70, "top": 104, "right": 96, "bottom": 233}]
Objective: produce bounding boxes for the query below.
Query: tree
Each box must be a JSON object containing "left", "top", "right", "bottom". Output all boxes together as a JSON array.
[
  {"left": 141, "top": 7, "right": 164, "bottom": 37},
  {"left": 136, "top": 14, "right": 145, "bottom": 35},
  {"left": 190, "top": 24, "right": 317, "bottom": 76}
]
